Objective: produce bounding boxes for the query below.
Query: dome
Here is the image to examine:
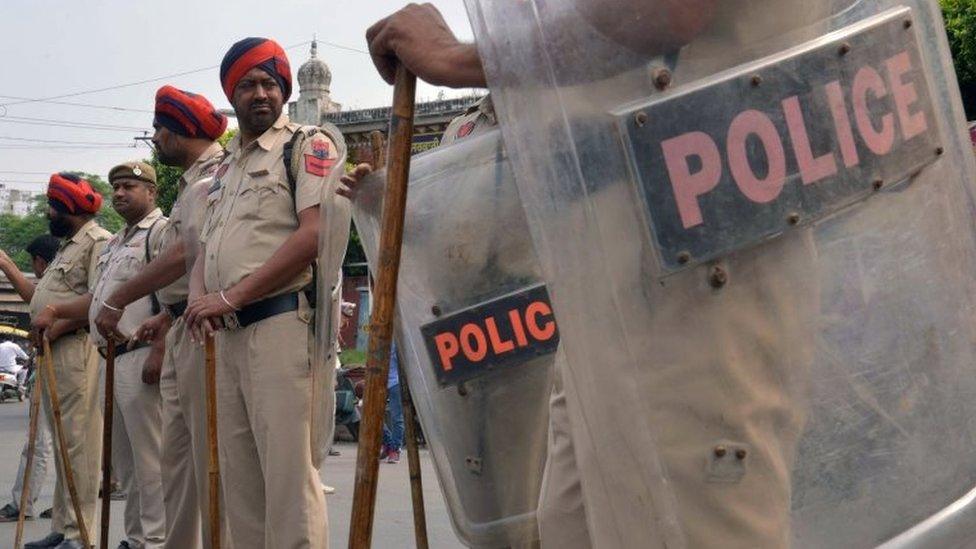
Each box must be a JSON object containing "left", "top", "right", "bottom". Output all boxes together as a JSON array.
[{"left": 297, "top": 40, "right": 331, "bottom": 93}]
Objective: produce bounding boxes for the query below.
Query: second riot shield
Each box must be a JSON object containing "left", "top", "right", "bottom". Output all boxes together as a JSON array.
[
  {"left": 352, "top": 129, "right": 554, "bottom": 547},
  {"left": 314, "top": 121, "right": 352, "bottom": 469},
  {"left": 466, "top": 0, "right": 976, "bottom": 547}
]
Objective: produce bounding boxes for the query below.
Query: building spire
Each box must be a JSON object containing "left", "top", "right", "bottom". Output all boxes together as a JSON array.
[{"left": 311, "top": 34, "right": 318, "bottom": 59}]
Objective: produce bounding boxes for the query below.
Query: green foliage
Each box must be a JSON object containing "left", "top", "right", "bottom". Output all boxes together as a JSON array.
[
  {"left": 942, "top": 0, "right": 976, "bottom": 117},
  {"left": 339, "top": 348, "right": 366, "bottom": 366}
]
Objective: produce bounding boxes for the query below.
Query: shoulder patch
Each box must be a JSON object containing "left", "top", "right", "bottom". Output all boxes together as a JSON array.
[
  {"left": 304, "top": 153, "right": 336, "bottom": 177},
  {"left": 456, "top": 121, "right": 476, "bottom": 139}
]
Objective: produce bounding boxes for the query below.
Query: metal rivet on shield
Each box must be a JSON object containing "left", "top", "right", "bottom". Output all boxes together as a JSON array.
[
  {"left": 677, "top": 251, "right": 691, "bottom": 265},
  {"left": 735, "top": 449, "right": 748, "bottom": 460},
  {"left": 839, "top": 42, "right": 852, "bottom": 56},
  {"left": 457, "top": 382, "right": 469, "bottom": 397},
  {"left": 709, "top": 266, "right": 728, "bottom": 289},
  {"left": 431, "top": 305, "right": 442, "bottom": 317},
  {"left": 750, "top": 74, "right": 762, "bottom": 87},
  {"left": 872, "top": 179, "right": 884, "bottom": 191},
  {"left": 651, "top": 67, "right": 672, "bottom": 90},
  {"left": 635, "top": 111, "right": 649, "bottom": 127},
  {"left": 936, "top": 146, "right": 945, "bottom": 156},
  {"left": 787, "top": 212, "right": 800, "bottom": 226},
  {"left": 714, "top": 446, "right": 727, "bottom": 458},
  {"left": 904, "top": 19, "right": 913, "bottom": 29}
]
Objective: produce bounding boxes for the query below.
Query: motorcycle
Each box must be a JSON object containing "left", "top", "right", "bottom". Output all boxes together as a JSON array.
[{"left": 0, "top": 367, "right": 24, "bottom": 403}]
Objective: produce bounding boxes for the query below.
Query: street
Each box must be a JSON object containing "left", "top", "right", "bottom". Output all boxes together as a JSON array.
[{"left": 0, "top": 399, "right": 462, "bottom": 548}]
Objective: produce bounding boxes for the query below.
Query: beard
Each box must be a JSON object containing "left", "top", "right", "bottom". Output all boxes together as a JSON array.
[
  {"left": 238, "top": 101, "right": 279, "bottom": 136},
  {"left": 156, "top": 148, "right": 181, "bottom": 167},
  {"left": 48, "top": 214, "right": 72, "bottom": 237}
]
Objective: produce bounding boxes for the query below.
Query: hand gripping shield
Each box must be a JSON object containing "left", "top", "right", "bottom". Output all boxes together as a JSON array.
[
  {"left": 465, "top": 0, "right": 976, "bottom": 547},
  {"left": 352, "top": 130, "right": 554, "bottom": 547}
]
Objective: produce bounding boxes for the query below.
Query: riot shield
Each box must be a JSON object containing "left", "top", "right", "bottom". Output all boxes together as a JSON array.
[
  {"left": 352, "top": 129, "right": 553, "bottom": 547},
  {"left": 465, "top": 0, "right": 976, "bottom": 547},
  {"left": 314, "top": 121, "right": 352, "bottom": 468}
]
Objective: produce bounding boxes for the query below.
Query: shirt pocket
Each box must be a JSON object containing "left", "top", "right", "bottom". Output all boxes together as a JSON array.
[
  {"left": 242, "top": 168, "right": 291, "bottom": 222},
  {"left": 111, "top": 243, "right": 144, "bottom": 281},
  {"left": 46, "top": 258, "right": 86, "bottom": 295}
]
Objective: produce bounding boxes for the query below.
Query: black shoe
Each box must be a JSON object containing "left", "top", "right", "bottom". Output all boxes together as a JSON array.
[
  {"left": 0, "top": 502, "right": 29, "bottom": 522},
  {"left": 117, "top": 541, "right": 132, "bottom": 549},
  {"left": 24, "top": 532, "right": 65, "bottom": 548},
  {"left": 53, "top": 540, "right": 85, "bottom": 549},
  {"left": 39, "top": 507, "right": 52, "bottom": 518}
]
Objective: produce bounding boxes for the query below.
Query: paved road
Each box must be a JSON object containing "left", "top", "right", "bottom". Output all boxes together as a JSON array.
[{"left": 0, "top": 398, "right": 463, "bottom": 548}]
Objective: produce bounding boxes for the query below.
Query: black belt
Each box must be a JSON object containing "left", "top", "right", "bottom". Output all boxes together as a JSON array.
[
  {"left": 98, "top": 341, "right": 151, "bottom": 359},
  {"left": 235, "top": 292, "right": 300, "bottom": 329},
  {"left": 165, "top": 300, "right": 188, "bottom": 319}
]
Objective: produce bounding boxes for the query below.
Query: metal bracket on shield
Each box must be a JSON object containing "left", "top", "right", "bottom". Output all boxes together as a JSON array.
[{"left": 705, "top": 441, "right": 750, "bottom": 484}]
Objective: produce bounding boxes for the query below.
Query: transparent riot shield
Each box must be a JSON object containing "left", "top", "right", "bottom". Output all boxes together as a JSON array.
[
  {"left": 352, "top": 129, "right": 553, "bottom": 547},
  {"left": 465, "top": 0, "right": 976, "bottom": 547},
  {"left": 314, "top": 122, "right": 352, "bottom": 468}
]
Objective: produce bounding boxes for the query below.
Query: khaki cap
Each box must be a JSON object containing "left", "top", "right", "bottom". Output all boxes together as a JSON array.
[{"left": 108, "top": 161, "right": 157, "bottom": 185}]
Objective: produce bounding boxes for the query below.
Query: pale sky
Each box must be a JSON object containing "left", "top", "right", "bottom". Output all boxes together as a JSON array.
[{"left": 0, "top": 0, "right": 475, "bottom": 193}]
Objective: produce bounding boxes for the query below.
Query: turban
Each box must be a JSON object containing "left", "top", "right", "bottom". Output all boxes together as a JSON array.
[
  {"left": 220, "top": 37, "right": 292, "bottom": 102},
  {"left": 47, "top": 172, "right": 102, "bottom": 215},
  {"left": 154, "top": 85, "right": 228, "bottom": 140}
]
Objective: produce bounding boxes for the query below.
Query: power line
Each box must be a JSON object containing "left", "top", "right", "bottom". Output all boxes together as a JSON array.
[
  {"left": 0, "top": 136, "right": 135, "bottom": 146},
  {"left": 0, "top": 170, "right": 50, "bottom": 175},
  {"left": 0, "top": 96, "right": 154, "bottom": 114},
  {"left": 0, "top": 39, "right": 365, "bottom": 109},
  {"left": 0, "top": 115, "right": 147, "bottom": 133},
  {"left": 0, "top": 143, "right": 137, "bottom": 150}
]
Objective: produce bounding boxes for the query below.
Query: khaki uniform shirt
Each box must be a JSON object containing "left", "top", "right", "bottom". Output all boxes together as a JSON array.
[
  {"left": 441, "top": 95, "right": 497, "bottom": 146},
  {"left": 201, "top": 113, "right": 339, "bottom": 298},
  {"left": 88, "top": 208, "right": 167, "bottom": 346},
  {"left": 29, "top": 219, "right": 111, "bottom": 320},
  {"left": 156, "top": 142, "right": 226, "bottom": 306}
]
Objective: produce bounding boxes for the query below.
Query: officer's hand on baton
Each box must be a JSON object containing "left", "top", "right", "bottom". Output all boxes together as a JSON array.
[
  {"left": 366, "top": 3, "right": 485, "bottom": 88},
  {"left": 338, "top": 163, "right": 373, "bottom": 202},
  {"left": 94, "top": 302, "right": 127, "bottom": 343},
  {"left": 31, "top": 305, "right": 59, "bottom": 340},
  {"left": 185, "top": 291, "right": 235, "bottom": 344}
]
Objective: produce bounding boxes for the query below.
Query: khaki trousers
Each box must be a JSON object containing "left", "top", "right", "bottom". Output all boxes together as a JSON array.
[
  {"left": 215, "top": 311, "right": 327, "bottom": 549},
  {"left": 538, "top": 362, "right": 591, "bottom": 549},
  {"left": 108, "top": 347, "right": 165, "bottom": 548},
  {"left": 41, "top": 331, "right": 101, "bottom": 541},
  {"left": 160, "top": 318, "right": 225, "bottom": 549}
]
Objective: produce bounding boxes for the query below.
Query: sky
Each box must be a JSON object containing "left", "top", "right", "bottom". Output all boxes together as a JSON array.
[{"left": 0, "top": 0, "right": 476, "bottom": 193}]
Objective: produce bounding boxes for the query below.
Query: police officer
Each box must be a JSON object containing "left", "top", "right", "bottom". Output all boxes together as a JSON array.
[
  {"left": 184, "top": 37, "right": 348, "bottom": 549},
  {"left": 364, "top": 3, "right": 832, "bottom": 548},
  {"left": 94, "top": 86, "right": 228, "bottom": 549},
  {"left": 37, "top": 162, "right": 169, "bottom": 548},
  {"left": 26, "top": 173, "right": 110, "bottom": 549}
]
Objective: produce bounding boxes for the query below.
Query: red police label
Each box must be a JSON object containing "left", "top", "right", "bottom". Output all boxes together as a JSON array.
[{"left": 421, "top": 284, "right": 559, "bottom": 387}]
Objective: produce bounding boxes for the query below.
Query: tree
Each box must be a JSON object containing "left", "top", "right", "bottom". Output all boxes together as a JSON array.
[{"left": 942, "top": 0, "right": 976, "bottom": 118}]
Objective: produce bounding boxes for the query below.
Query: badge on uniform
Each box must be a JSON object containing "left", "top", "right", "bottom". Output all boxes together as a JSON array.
[
  {"left": 456, "top": 121, "right": 476, "bottom": 139},
  {"left": 132, "top": 166, "right": 143, "bottom": 176},
  {"left": 311, "top": 140, "right": 330, "bottom": 160},
  {"left": 304, "top": 154, "right": 336, "bottom": 177},
  {"left": 215, "top": 163, "right": 229, "bottom": 184}
]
